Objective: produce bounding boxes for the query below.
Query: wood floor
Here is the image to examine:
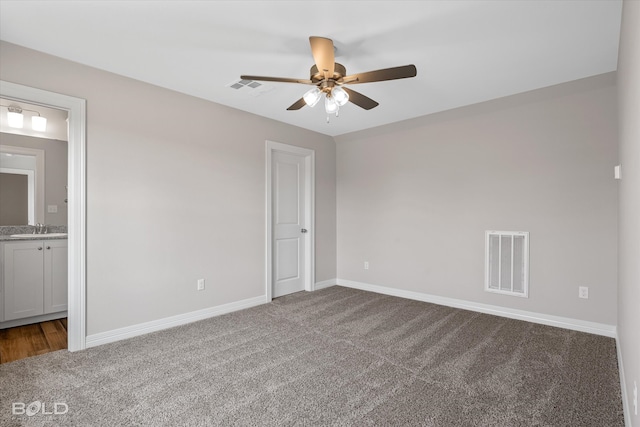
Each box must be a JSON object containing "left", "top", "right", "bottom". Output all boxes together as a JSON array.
[{"left": 0, "top": 318, "right": 67, "bottom": 364}]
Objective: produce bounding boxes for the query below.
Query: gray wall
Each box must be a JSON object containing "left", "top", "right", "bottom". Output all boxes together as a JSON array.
[
  {"left": 336, "top": 73, "right": 618, "bottom": 325},
  {"left": 617, "top": 1, "right": 640, "bottom": 424},
  {"left": 0, "top": 41, "right": 337, "bottom": 335},
  {"left": 0, "top": 132, "right": 68, "bottom": 225}
]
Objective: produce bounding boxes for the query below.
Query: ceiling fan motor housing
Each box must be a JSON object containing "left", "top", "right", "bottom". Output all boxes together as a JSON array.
[{"left": 310, "top": 63, "right": 347, "bottom": 84}]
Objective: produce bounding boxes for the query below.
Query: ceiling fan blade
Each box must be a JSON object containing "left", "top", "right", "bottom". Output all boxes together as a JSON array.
[
  {"left": 286, "top": 98, "right": 307, "bottom": 111},
  {"left": 309, "top": 36, "right": 335, "bottom": 78},
  {"left": 343, "top": 65, "right": 417, "bottom": 84},
  {"left": 240, "top": 75, "right": 313, "bottom": 85},
  {"left": 342, "top": 87, "right": 379, "bottom": 110}
]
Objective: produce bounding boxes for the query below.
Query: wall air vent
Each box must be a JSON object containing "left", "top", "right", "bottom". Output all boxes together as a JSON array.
[{"left": 485, "top": 230, "right": 529, "bottom": 298}]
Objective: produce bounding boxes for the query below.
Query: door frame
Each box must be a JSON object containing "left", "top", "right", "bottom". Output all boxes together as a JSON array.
[
  {"left": 265, "top": 140, "right": 315, "bottom": 302},
  {"left": 1, "top": 80, "right": 87, "bottom": 351}
]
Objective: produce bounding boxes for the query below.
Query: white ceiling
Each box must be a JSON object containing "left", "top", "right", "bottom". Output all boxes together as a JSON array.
[{"left": 0, "top": 1, "right": 623, "bottom": 137}]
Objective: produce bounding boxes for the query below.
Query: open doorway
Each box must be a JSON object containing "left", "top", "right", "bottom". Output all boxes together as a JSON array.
[
  {"left": 0, "top": 99, "right": 69, "bottom": 362},
  {"left": 0, "top": 81, "right": 86, "bottom": 355}
]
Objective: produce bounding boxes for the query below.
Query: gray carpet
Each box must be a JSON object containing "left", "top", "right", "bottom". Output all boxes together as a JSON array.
[{"left": 0, "top": 286, "right": 624, "bottom": 426}]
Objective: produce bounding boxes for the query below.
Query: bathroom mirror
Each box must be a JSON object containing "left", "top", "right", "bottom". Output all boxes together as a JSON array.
[
  {"left": 0, "top": 99, "right": 68, "bottom": 226},
  {"left": 0, "top": 146, "right": 44, "bottom": 225}
]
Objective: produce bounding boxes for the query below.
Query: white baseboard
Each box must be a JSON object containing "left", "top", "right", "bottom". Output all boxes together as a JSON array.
[
  {"left": 86, "top": 295, "right": 265, "bottom": 348},
  {"left": 314, "top": 279, "right": 337, "bottom": 291},
  {"left": 336, "top": 279, "right": 617, "bottom": 338},
  {"left": 616, "top": 335, "right": 632, "bottom": 427}
]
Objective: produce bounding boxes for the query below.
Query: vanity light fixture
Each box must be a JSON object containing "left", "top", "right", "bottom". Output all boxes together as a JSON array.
[
  {"left": 32, "top": 115, "right": 47, "bottom": 132},
  {"left": 7, "top": 106, "right": 23, "bottom": 128},
  {"left": 2, "top": 104, "right": 47, "bottom": 132}
]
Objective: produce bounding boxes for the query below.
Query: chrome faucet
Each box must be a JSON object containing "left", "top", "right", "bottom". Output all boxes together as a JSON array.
[{"left": 34, "top": 223, "right": 47, "bottom": 234}]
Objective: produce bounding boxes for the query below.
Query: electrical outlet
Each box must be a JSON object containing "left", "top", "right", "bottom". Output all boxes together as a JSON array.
[
  {"left": 197, "top": 279, "right": 205, "bottom": 291},
  {"left": 578, "top": 286, "right": 589, "bottom": 299},
  {"left": 634, "top": 380, "right": 638, "bottom": 416},
  {"left": 364, "top": 261, "right": 369, "bottom": 270}
]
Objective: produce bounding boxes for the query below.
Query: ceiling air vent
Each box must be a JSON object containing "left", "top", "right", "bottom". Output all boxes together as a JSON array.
[
  {"left": 229, "top": 79, "right": 261, "bottom": 89},
  {"left": 227, "top": 79, "right": 273, "bottom": 97}
]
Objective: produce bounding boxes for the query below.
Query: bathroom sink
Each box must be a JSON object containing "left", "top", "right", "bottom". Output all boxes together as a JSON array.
[{"left": 10, "top": 233, "right": 68, "bottom": 238}]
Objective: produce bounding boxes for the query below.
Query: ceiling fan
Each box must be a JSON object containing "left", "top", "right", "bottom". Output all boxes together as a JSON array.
[{"left": 241, "top": 36, "right": 417, "bottom": 116}]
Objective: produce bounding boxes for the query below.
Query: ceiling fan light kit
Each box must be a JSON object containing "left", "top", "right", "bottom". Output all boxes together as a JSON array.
[
  {"left": 303, "top": 87, "right": 322, "bottom": 107},
  {"left": 241, "top": 36, "right": 417, "bottom": 121},
  {"left": 332, "top": 86, "right": 349, "bottom": 107},
  {"left": 324, "top": 94, "right": 339, "bottom": 115}
]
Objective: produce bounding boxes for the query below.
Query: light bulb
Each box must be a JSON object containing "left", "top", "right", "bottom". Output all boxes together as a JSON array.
[
  {"left": 32, "top": 116, "right": 47, "bottom": 132},
  {"left": 303, "top": 87, "right": 321, "bottom": 107},
  {"left": 325, "top": 95, "right": 339, "bottom": 114},
  {"left": 332, "top": 86, "right": 349, "bottom": 106},
  {"left": 7, "top": 107, "right": 24, "bottom": 128}
]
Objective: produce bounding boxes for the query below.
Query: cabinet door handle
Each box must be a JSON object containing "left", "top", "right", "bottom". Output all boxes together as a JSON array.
[
  {"left": 46, "top": 246, "right": 51, "bottom": 250},
  {"left": 38, "top": 247, "right": 43, "bottom": 250}
]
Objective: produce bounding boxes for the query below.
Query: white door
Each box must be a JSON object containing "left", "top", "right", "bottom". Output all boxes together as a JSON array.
[{"left": 272, "top": 151, "right": 306, "bottom": 298}]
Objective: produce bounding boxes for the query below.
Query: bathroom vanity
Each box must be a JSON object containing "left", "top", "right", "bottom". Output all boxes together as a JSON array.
[{"left": 0, "top": 234, "right": 68, "bottom": 328}]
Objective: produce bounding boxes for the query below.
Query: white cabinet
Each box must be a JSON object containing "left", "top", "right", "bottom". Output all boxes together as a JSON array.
[
  {"left": 43, "top": 240, "right": 68, "bottom": 314},
  {"left": 1, "top": 239, "right": 68, "bottom": 322}
]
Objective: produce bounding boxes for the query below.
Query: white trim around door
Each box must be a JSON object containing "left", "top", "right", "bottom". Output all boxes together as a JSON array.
[
  {"left": 1, "top": 80, "right": 87, "bottom": 351},
  {"left": 265, "top": 140, "right": 315, "bottom": 302}
]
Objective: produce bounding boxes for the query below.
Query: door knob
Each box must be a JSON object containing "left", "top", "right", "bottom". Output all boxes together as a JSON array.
[
  {"left": 46, "top": 246, "right": 51, "bottom": 250},
  {"left": 301, "top": 228, "right": 308, "bottom": 233},
  {"left": 38, "top": 247, "right": 43, "bottom": 250}
]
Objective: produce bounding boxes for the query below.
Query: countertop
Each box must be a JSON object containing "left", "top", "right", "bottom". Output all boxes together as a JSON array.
[
  {"left": 0, "top": 226, "right": 68, "bottom": 241},
  {"left": 0, "top": 234, "right": 68, "bottom": 241}
]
